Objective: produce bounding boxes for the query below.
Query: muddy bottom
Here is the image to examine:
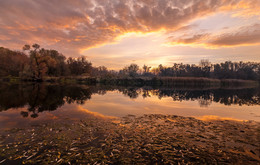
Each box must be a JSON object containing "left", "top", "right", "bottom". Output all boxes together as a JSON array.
[{"left": 0, "top": 114, "right": 259, "bottom": 164}]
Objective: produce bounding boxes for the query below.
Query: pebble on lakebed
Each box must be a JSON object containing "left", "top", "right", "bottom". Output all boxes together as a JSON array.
[{"left": 0, "top": 114, "right": 259, "bottom": 164}]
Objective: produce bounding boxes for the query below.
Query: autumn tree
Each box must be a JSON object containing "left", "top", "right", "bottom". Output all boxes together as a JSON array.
[
  {"left": 67, "top": 56, "right": 92, "bottom": 76},
  {"left": 23, "top": 44, "right": 48, "bottom": 80},
  {"left": 42, "top": 49, "right": 68, "bottom": 76},
  {"left": 22, "top": 44, "right": 69, "bottom": 80},
  {"left": 0, "top": 47, "right": 29, "bottom": 77}
]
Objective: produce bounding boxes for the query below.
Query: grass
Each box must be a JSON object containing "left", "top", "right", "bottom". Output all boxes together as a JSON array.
[
  {"left": 1, "top": 76, "right": 259, "bottom": 88},
  {"left": 96, "top": 77, "right": 259, "bottom": 88},
  {"left": 158, "top": 77, "right": 221, "bottom": 87},
  {"left": 0, "top": 76, "right": 21, "bottom": 83},
  {"left": 220, "top": 79, "right": 258, "bottom": 87}
]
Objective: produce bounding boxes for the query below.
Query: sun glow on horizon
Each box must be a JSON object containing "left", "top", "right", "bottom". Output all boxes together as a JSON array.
[{"left": 0, "top": 0, "right": 260, "bottom": 69}]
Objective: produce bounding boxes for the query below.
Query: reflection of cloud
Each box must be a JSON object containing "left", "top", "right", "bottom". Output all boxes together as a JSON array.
[
  {"left": 0, "top": 0, "right": 258, "bottom": 56},
  {"left": 0, "top": 107, "right": 60, "bottom": 130},
  {"left": 197, "top": 115, "right": 245, "bottom": 122},
  {"left": 77, "top": 106, "right": 116, "bottom": 119}
]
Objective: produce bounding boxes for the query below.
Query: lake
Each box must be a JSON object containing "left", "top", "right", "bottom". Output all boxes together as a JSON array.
[
  {"left": 0, "top": 83, "right": 259, "bottom": 130},
  {"left": 1, "top": 82, "right": 260, "bottom": 164}
]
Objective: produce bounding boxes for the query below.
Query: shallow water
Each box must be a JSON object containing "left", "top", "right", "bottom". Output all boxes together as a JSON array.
[{"left": 0, "top": 83, "right": 259, "bottom": 130}]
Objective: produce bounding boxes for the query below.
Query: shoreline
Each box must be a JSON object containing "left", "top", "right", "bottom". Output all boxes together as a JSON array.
[
  {"left": 0, "top": 76, "right": 259, "bottom": 88},
  {"left": 0, "top": 114, "right": 259, "bottom": 164}
]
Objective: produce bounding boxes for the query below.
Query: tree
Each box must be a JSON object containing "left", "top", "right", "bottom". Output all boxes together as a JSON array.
[
  {"left": 32, "top": 44, "right": 40, "bottom": 50},
  {"left": 23, "top": 44, "right": 30, "bottom": 51},
  {"left": 199, "top": 59, "right": 211, "bottom": 77},
  {"left": 67, "top": 56, "right": 92, "bottom": 76},
  {"left": 143, "top": 65, "right": 151, "bottom": 73},
  {"left": 21, "top": 44, "right": 70, "bottom": 80},
  {"left": 199, "top": 59, "right": 211, "bottom": 68},
  {"left": 29, "top": 49, "right": 50, "bottom": 80},
  {"left": 0, "top": 47, "right": 29, "bottom": 77},
  {"left": 24, "top": 44, "right": 51, "bottom": 80},
  {"left": 44, "top": 50, "right": 68, "bottom": 76},
  {"left": 123, "top": 64, "right": 140, "bottom": 77}
]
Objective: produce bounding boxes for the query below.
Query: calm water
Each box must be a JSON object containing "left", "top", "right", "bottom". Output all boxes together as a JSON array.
[{"left": 0, "top": 83, "right": 260, "bottom": 130}]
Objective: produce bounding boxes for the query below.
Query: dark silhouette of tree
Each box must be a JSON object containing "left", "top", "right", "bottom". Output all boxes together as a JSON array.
[
  {"left": 119, "top": 64, "right": 140, "bottom": 77},
  {"left": 0, "top": 47, "right": 29, "bottom": 77},
  {"left": 115, "top": 60, "right": 260, "bottom": 81},
  {"left": 91, "top": 66, "right": 116, "bottom": 78},
  {"left": 67, "top": 56, "right": 92, "bottom": 76},
  {"left": 1, "top": 45, "right": 260, "bottom": 81},
  {"left": 142, "top": 65, "right": 152, "bottom": 76}
]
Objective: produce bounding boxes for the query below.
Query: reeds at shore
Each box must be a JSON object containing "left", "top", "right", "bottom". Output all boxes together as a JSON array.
[
  {"left": 97, "top": 77, "right": 258, "bottom": 88},
  {"left": 1, "top": 76, "right": 258, "bottom": 88}
]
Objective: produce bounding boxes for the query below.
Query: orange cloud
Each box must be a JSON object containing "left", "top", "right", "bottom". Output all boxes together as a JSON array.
[
  {"left": 0, "top": 0, "right": 258, "bottom": 56},
  {"left": 168, "top": 33, "right": 209, "bottom": 44},
  {"left": 208, "top": 24, "right": 260, "bottom": 47},
  {"left": 167, "top": 24, "right": 260, "bottom": 48},
  {"left": 220, "top": 0, "right": 260, "bottom": 18}
]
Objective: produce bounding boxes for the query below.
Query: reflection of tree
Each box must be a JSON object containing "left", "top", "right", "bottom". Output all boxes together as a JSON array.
[
  {"left": 142, "top": 90, "right": 151, "bottom": 98},
  {"left": 0, "top": 83, "right": 29, "bottom": 110},
  {"left": 198, "top": 99, "right": 212, "bottom": 107},
  {"left": 0, "top": 83, "right": 260, "bottom": 118},
  {"left": 64, "top": 86, "right": 92, "bottom": 104},
  {"left": 119, "top": 88, "right": 140, "bottom": 99},
  {"left": 127, "top": 87, "right": 260, "bottom": 107},
  {"left": 26, "top": 84, "right": 65, "bottom": 118},
  {"left": 212, "top": 89, "right": 260, "bottom": 106},
  {"left": 0, "top": 83, "right": 94, "bottom": 118},
  {"left": 141, "top": 88, "right": 260, "bottom": 107}
]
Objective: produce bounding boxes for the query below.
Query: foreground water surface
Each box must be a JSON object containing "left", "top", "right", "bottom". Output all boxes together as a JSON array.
[
  {"left": 0, "top": 83, "right": 259, "bottom": 130},
  {"left": 0, "top": 83, "right": 260, "bottom": 164}
]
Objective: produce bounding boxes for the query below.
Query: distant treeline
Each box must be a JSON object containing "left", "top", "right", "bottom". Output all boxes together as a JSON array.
[
  {"left": 0, "top": 44, "right": 92, "bottom": 81},
  {"left": 0, "top": 44, "right": 260, "bottom": 81}
]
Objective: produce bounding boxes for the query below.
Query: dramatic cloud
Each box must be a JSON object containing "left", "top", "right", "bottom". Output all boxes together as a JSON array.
[
  {"left": 0, "top": 0, "right": 256, "bottom": 56},
  {"left": 168, "top": 33, "right": 209, "bottom": 45},
  {"left": 167, "top": 24, "right": 260, "bottom": 47},
  {"left": 220, "top": 0, "right": 260, "bottom": 18},
  {"left": 208, "top": 24, "right": 260, "bottom": 47}
]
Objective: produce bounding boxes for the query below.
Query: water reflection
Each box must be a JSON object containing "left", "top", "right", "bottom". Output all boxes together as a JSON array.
[
  {"left": 142, "top": 87, "right": 260, "bottom": 106},
  {"left": 0, "top": 83, "right": 94, "bottom": 118},
  {"left": 0, "top": 83, "right": 260, "bottom": 118},
  {"left": 117, "top": 87, "right": 260, "bottom": 107}
]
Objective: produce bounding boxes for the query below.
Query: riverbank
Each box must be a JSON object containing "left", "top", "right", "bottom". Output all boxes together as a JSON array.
[
  {"left": 0, "top": 114, "right": 259, "bottom": 164},
  {"left": 0, "top": 76, "right": 258, "bottom": 88}
]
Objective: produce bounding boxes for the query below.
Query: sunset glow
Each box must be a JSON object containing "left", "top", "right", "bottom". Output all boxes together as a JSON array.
[{"left": 0, "top": 0, "right": 260, "bottom": 69}]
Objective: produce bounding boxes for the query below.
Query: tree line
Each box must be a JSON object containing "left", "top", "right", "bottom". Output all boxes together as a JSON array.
[
  {"left": 116, "top": 60, "right": 260, "bottom": 81},
  {"left": 0, "top": 44, "right": 92, "bottom": 80},
  {"left": 0, "top": 44, "right": 260, "bottom": 81}
]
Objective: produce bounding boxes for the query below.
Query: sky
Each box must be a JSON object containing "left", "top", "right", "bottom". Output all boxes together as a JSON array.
[{"left": 0, "top": 0, "right": 260, "bottom": 70}]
